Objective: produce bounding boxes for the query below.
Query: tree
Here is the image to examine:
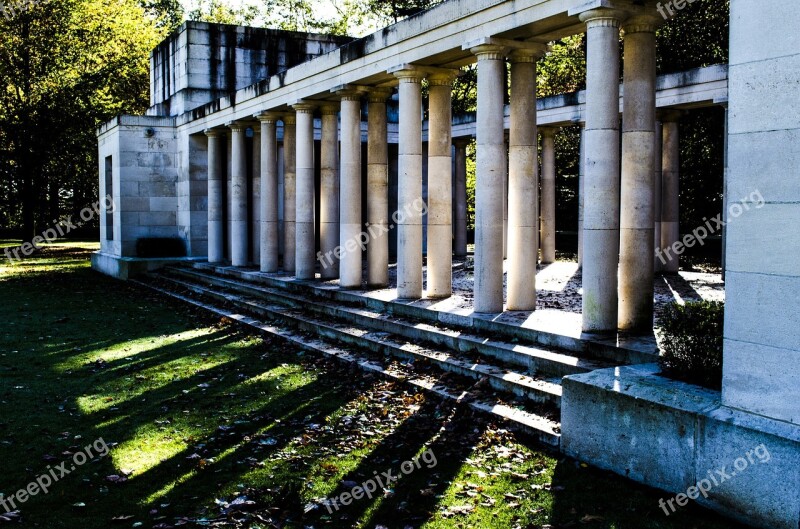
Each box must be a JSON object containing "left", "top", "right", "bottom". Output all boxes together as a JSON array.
[{"left": 0, "top": 0, "right": 162, "bottom": 237}]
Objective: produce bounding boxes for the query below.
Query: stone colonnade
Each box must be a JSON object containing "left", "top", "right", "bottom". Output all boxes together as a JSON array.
[{"left": 202, "top": 4, "right": 688, "bottom": 335}]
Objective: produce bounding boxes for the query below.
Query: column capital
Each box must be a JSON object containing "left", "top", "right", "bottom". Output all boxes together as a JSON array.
[
  {"left": 254, "top": 111, "right": 283, "bottom": 123},
  {"left": 540, "top": 126, "right": 559, "bottom": 137},
  {"left": 226, "top": 121, "right": 247, "bottom": 133},
  {"left": 282, "top": 113, "right": 297, "bottom": 126},
  {"left": 468, "top": 44, "right": 508, "bottom": 61},
  {"left": 657, "top": 109, "right": 684, "bottom": 123},
  {"left": 204, "top": 128, "right": 225, "bottom": 137},
  {"left": 508, "top": 44, "right": 548, "bottom": 63},
  {"left": 388, "top": 67, "right": 426, "bottom": 84},
  {"left": 622, "top": 14, "right": 661, "bottom": 34},
  {"left": 578, "top": 8, "right": 627, "bottom": 27},
  {"left": 331, "top": 84, "right": 367, "bottom": 101},
  {"left": 365, "top": 87, "right": 394, "bottom": 103},
  {"left": 319, "top": 102, "right": 340, "bottom": 115},
  {"left": 428, "top": 71, "right": 458, "bottom": 86},
  {"left": 292, "top": 100, "right": 317, "bottom": 113}
]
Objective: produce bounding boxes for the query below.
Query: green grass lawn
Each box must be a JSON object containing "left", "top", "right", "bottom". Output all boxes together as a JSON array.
[{"left": 0, "top": 243, "right": 746, "bottom": 529}]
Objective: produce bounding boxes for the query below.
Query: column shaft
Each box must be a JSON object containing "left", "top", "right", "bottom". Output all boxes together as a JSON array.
[
  {"left": 367, "top": 93, "right": 390, "bottom": 287},
  {"left": 206, "top": 130, "right": 224, "bottom": 263},
  {"left": 340, "top": 95, "right": 363, "bottom": 289},
  {"left": 282, "top": 116, "right": 297, "bottom": 273},
  {"left": 258, "top": 114, "right": 280, "bottom": 272},
  {"left": 395, "top": 72, "right": 425, "bottom": 299},
  {"left": 653, "top": 120, "right": 663, "bottom": 273},
  {"left": 320, "top": 104, "right": 340, "bottom": 279},
  {"left": 619, "top": 17, "right": 658, "bottom": 332},
  {"left": 294, "top": 104, "right": 316, "bottom": 280},
  {"left": 661, "top": 117, "right": 681, "bottom": 273},
  {"left": 229, "top": 123, "right": 248, "bottom": 267},
  {"left": 578, "top": 124, "right": 585, "bottom": 267},
  {"left": 472, "top": 46, "right": 507, "bottom": 313},
  {"left": 540, "top": 128, "right": 557, "bottom": 264},
  {"left": 580, "top": 10, "right": 623, "bottom": 332},
  {"left": 427, "top": 74, "right": 455, "bottom": 298},
  {"left": 252, "top": 128, "right": 261, "bottom": 262},
  {"left": 507, "top": 50, "right": 542, "bottom": 311},
  {"left": 453, "top": 140, "right": 469, "bottom": 258}
]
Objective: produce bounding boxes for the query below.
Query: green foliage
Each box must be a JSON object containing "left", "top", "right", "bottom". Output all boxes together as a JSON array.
[
  {"left": 0, "top": 0, "right": 163, "bottom": 236},
  {"left": 656, "top": 0, "right": 730, "bottom": 75},
  {"left": 659, "top": 301, "right": 725, "bottom": 390}
]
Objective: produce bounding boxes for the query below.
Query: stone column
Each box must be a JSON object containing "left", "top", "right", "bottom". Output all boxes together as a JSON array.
[
  {"left": 471, "top": 44, "right": 507, "bottom": 313},
  {"left": 503, "top": 137, "right": 509, "bottom": 260},
  {"left": 339, "top": 91, "right": 364, "bottom": 289},
  {"left": 228, "top": 122, "right": 249, "bottom": 267},
  {"left": 205, "top": 129, "right": 225, "bottom": 263},
  {"left": 252, "top": 126, "right": 261, "bottom": 262},
  {"left": 453, "top": 139, "right": 469, "bottom": 258},
  {"left": 392, "top": 69, "right": 426, "bottom": 299},
  {"left": 619, "top": 15, "right": 658, "bottom": 332},
  {"left": 366, "top": 90, "right": 392, "bottom": 288},
  {"left": 577, "top": 123, "right": 585, "bottom": 267},
  {"left": 256, "top": 112, "right": 281, "bottom": 273},
  {"left": 720, "top": 103, "right": 728, "bottom": 281},
  {"left": 540, "top": 127, "right": 557, "bottom": 265},
  {"left": 427, "top": 72, "right": 457, "bottom": 298},
  {"left": 282, "top": 114, "right": 297, "bottom": 273},
  {"left": 319, "top": 103, "right": 340, "bottom": 280},
  {"left": 507, "top": 47, "right": 545, "bottom": 311},
  {"left": 294, "top": 102, "right": 317, "bottom": 280},
  {"left": 579, "top": 9, "right": 624, "bottom": 333},
  {"left": 660, "top": 111, "right": 682, "bottom": 274},
  {"left": 653, "top": 119, "right": 663, "bottom": 273}
]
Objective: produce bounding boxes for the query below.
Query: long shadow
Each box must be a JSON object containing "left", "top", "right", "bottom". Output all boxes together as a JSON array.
[
  {"left": 103, "top": 377, "right": 374, "bottom": 520},
  {"left": 308, "top": 398, "right": 488, "bottom": 528}
]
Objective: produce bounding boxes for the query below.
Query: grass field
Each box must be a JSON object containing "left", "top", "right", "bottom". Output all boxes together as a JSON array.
[{"left": 0, "top": 243, "right": 745, "bottom": 528}]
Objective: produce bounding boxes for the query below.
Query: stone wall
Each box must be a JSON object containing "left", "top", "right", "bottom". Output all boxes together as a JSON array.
[
  {"left": 148, "top": 22, "right": 353, "bottom": 117},
  {"left": 723, "top": 0, "right": 800, "bottom": 425}
]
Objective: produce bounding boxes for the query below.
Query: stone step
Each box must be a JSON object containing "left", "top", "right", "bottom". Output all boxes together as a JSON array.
[
  {"left": 192, "top": 262, "right": 658, "bottom": 365},
  {"left": 155, "top": 273, "right": 563, "bottom": 409},
  {"left": 131, "top": 277, "right": 561, "bottom": 447},
  {"left": 166, "top": 266, "right": 615, "bottom": 379}
]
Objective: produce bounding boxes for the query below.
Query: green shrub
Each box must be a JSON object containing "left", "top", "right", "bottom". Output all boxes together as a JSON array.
[{"left": 659, "top": 301, "right": 724, "bottom": 390}]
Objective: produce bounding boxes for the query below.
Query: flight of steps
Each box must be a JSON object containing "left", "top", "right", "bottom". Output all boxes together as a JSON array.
[{"left": 133, "top": 264, "right": 652, "bottom": 448}]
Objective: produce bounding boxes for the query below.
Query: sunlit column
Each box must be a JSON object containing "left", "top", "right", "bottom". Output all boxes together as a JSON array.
[
  {"left": 294, "top": 102, "right": 317, "bottom": 280},
  {"left": 366, "top": 90, "right": 392, "bottom": 288},
  {"left": 227, "top": 121, "right": 248, "bottom": 267},
  {"left": 426, "top": 72, "right": 457, "bottom": 298},
  {"left": 507, "top": 46, "right": 546, "bottom": 311},
  {"left": 256, "top": 112, "right": 281, "bottom": 273},
  {"left": 319, "top": 102, "right": 340, "bottom": 280},
  {"left": 579, "top": 9, "right": 625, "bottom": 332},
  {"left": 205, "top": 129, "right": 225, "bottom": 263}
]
